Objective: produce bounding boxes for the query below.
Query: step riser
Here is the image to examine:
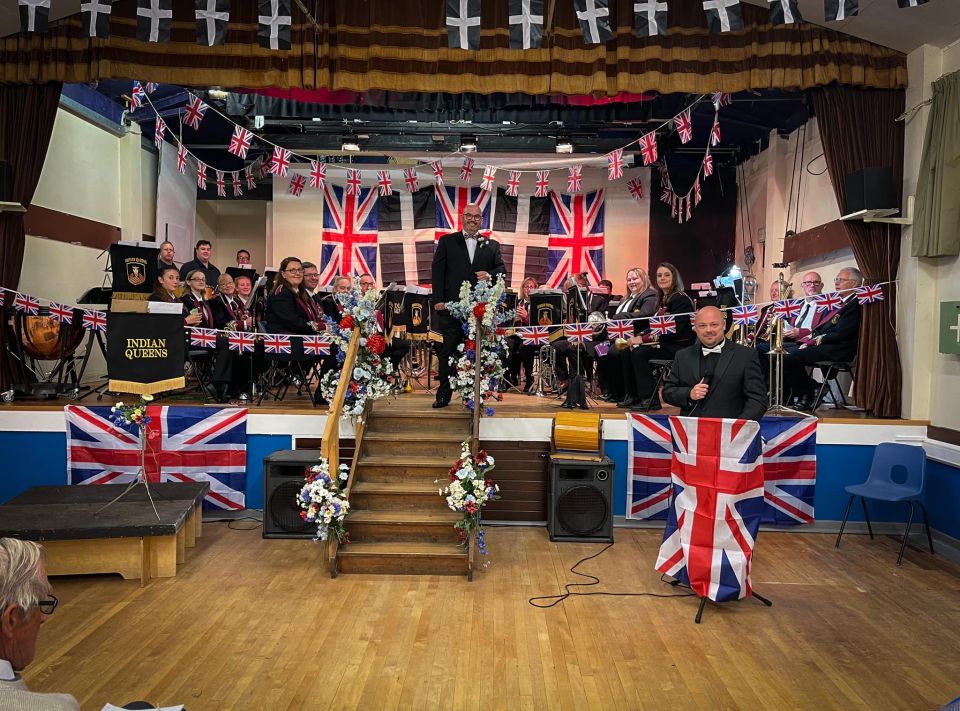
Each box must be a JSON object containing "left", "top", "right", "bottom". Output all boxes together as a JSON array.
[
  {"left": 346, "top": 522, "right": 462, "bottom": 544},
  {"left": 355, "top": 464, "right": 452, "bottom": 482},
  {"left": 360, "top": 441, "right": 464, "bottom": 459},
  {"left": 338, "top": 555, "right": 467, "bottom": 576},
  {"left": 366, "top": 417, "right": 470, "bottom": 435},
  {"left": 350, "top": 492, "right": 450, "bottom": 511}
]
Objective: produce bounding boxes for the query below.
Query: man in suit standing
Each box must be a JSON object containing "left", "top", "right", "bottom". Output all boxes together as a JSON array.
[
  {"left": 662, "top": 306, "right": 767, "bottom": 421},
  {"left": 431, "top": 203, "right": 506, "bottom": 408}
]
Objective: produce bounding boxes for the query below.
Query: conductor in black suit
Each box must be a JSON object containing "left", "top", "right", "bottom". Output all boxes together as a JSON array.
[
  {"left": 662, "top": 306, "right": 767, "bottom": 421},
  {"left": 431, "top": 203, "right": 506, "bottom": 408}
]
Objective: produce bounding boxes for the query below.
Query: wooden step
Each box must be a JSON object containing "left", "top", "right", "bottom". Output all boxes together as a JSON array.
[
  {"left": 350, "top": 481, "right": 450, "bottom": 511},
  {"left": 364, "top": 410, "right": 471, "bottom": 435},
  {"left": 336, "top": 541, "right": 467, "bottom": 576},
  {"left": 354, "top": 455, "right": 455, "bottom": 482},
  {"left": 360, "top": 431, "right": 466, "bottom": 459},
  {"left": 345, "top": 509, "right": 462, "bottom": 543}
]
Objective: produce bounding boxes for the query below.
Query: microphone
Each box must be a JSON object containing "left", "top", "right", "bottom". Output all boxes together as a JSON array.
[{"left": 688, "top": 374, "right": 712, "bottom": 415}]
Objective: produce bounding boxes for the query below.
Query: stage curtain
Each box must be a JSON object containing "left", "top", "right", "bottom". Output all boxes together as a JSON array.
[
  {"left": 0, "top": 82, "right": 62, "bottom": 391},
  {"left": 811, "top": 86, "right": 905, "bottom": 419},
  {"left": 912, "top": 70, "right": 960, "bottom": 257},
  {"left": 0, "top": 0, "right": 906, "bottom": 95}
]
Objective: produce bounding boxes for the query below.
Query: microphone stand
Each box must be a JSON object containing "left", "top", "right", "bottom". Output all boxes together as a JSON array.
[{"left": 562, "top": 286, "right": 590, "bottom": 410}]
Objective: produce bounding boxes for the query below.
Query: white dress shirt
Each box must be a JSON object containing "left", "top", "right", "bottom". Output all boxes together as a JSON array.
[{"left": 464, "top": 233, "right": 478, "bottom": 262}]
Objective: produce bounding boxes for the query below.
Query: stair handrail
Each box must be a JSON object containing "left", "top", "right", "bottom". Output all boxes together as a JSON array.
[{"left": 342, "top": 398, "right": 371, "bottom": 500}]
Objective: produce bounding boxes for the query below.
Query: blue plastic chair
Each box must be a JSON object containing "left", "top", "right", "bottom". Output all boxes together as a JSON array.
[{"left": 835, "top": 442, "right": 934, "bottom": 565}]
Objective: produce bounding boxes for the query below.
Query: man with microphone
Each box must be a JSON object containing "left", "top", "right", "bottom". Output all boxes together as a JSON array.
[{"left": 662, "top": 306, "right": 767, "bottom": 421}]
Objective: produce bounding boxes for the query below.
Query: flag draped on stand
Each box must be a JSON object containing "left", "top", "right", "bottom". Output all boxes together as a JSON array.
[{"left": 65, "top": 405, "right": 248, "bottom": 511}]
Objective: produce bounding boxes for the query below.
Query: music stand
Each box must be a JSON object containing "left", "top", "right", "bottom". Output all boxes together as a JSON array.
[{"left": 562, "top": 285, "right": 591, "bottom": 410}]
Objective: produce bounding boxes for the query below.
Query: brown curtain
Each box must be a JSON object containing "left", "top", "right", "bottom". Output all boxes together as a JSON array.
[
  {"left": 811, "top": 86, "right": 904, "bottom": 418},
  {"left": 0, "top": 82, "right": 62, "bottom": 391}
]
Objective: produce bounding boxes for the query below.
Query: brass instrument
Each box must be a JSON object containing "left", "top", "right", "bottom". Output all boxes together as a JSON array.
[
  {"left": 749, "top": 305, "right": 776, "bottom": 346},
  {"left": 587, "top": 310, "right": 606, "bottom": 336},
  {"left": 535, "top": 343, "right": 557, "bottom": 397}
]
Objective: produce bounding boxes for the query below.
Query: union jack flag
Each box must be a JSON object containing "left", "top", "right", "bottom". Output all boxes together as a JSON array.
[
  {"left": 154, "top": 116, "right": 166, "bottom": 149},
  {"left": 48, "top": 302, "right": 74, "bottom": 324},
  {"left": 227, "top": 332, "right": 256, "bottom": 353},
  {"left": 567, "top": 165, "right": 583, "bottom": 193},
  {"left": 761, "top": 416, "right": 817, "bottom": 525},
  {"left": 854, "top": 284, "right": 884, "bottom": 304},
  {"left": 82, "top": 310, "right": 106, "bottom": 332},
  {"left": 183, "top": 94, "right": 207, "bottom": 130},
  {"left": 145, "top": 82, "right": 159, "bottom": 94},
  {"left": 627, "top": 177, "right": 644, "bottom": 202},
  {"left": 14, "top": 293, "right": 39, "bottom": 315},
  {"left": 731, "top": 304, "right": 759, "bottom": 325},
  {"left": 506, "top": 171, "right": 521, "bottom": 197},
  {"left": 228, "top": 125, "right": 253, "bottom": 158},
  {"left": 376, "top": 170, "right": 393, "bottom": 197},
  {"left": 481, "top": 165, "right": 497, "bottom": 192},
  {"left": 694, "top": 176, "right": 702, "bottom": 205},
  {"left": 535, "top": 170, "right": 550, "bottom": 198},
  {"left": 649, "top": 314, "right": 676, "bottom": 335},
  {"left": 812, "top": 291, "right": 843, "bottom": 312},
  {"left": 403, "top": 167, "right": 419, "bottom": 193},
  {"left": 627, "top": 414, "right": 674, "bottom": 520},
  {"left": 711, "top": 92, "right": 732, "bottom": 110},
  {"left": 232, "top": 174, "right": 243, "bottom": 197},
  {"left": 263, "top": 335, "right": 292, "bottom": 355},
  {"left": 131, "top": 81, "right": 145, "bottom": 108},
  {"left": 346, "top": 169, "right": 362, "bottom": 196},
  {"left": 639, "top": 132, "right": 658, "bottom": 166},
  {"left": 258, "top": 160, "right": 270, "bottom": 180},
  {"left": 710, "top": 118, "right": 722, "bottom": 146},
  {"left": 703, "top": 152, "right": 714, "bottom": 177},
  {"left": 177, "top": 143, "right": 188, "bottom": 174},
  {"left": 435, "top": 185, "right": 491, "bottom": 239},
  {"left": 460, "top": 157, "right": 475, "bottom": 182},
  {"left": 660, "top": 186, "right": 674, "bottom": 205},
  {"left": 197, "top": 162, "right": 207, "bottom": 190},
  {"left": 674, "top": 109, "right": 693, "bottom": 143},
  {"left": 288, "top": 174, "right": 306, "bottom": 197},
  {"left": 270, "top": 145, "right": 292, "bottom": 176},
  {"left": 309, "top": 160, "right": 326, "bottom": 189},
  {"left": 607, "top": 148, "right": 624, "bottom": 180},
  {"left": 546, "top": 190, "right": 604, "bottom": 288},
  {"left": 563, "top": 323, "right": 593, "bottom": 344},
  {"left": 516, "top": 326, "right": 551, "bottom": 345},
  {"left": 432, "top": 161, "right": 444, "bottom": 185},
  {"left": 244, "top": 166, "right": 256, "bottom": 190},
  {"left": 302, "top": 335, "right": 331, "bottom": 356},
  {"left": 774, "top": 298, "right": 803, "bottom": 320},
  {"left": 215, "top": 170, "right": 226, "bottom": 197},
  {"left": 190, "top": 328, "right": 217, "bottom": 349},
  {"left": 685, "top": 194, "right": 692, "bottom": 222},
  {"left": 319, "top": 183, "right": 379, "bottom": 284},
  {"left": 65, "top": 405, "right": 248, "bottom": 510},
  {"left": 655, "top": 416, "right": 765, "bottom": 602},
  {"left": 607, "top": 319, "right": 633, "bottom": 340}
]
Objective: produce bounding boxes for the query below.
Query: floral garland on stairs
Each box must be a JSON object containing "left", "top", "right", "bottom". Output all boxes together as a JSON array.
[{"left": 438, "top": 440, "right": 500, "bottom": 558}]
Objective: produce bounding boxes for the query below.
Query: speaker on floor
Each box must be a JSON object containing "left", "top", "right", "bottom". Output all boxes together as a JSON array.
[
  {"left": 844, "top": 167, "right": 895, "bottom": 215},
  {"left": 0, "top": 161, "right": 12, "bottom": 203},
  {"left": 547, "top": 455, "right": 614, "bottom": 543},
  {"left": 263, "top": 449, "right": 323, "bottom": 539}
]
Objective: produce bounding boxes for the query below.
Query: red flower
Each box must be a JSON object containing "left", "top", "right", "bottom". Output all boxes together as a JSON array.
[
  {"left": 339, "top": 315, "right": 355, "bottom": 330},
  {"left": 366, "top": 334, "right": 386, "bottom": 355},
  {"left": 472, "top": 303, "right": 487, "bottom": 319},
  {"left": 299, "top": 511, "right": 308, "bottom": 520},
  {"left": 465, "top": 501, "right": 478, "bottom": 515},
  {"left": 465, "top": 339, "right": 476, "bottom": 351}
]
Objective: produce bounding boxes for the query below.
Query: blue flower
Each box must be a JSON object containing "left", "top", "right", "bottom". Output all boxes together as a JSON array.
[{"left": 485, "top": 407, "right": 494, "bottom": 417}]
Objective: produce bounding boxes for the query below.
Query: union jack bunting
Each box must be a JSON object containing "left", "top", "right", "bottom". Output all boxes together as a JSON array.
[
  {"left": 176, "top": 144, "right": 188, "bottom": 174},
  {"left": 649, "top": 314, "right": 677, "bottom": 335},
  {"left": 812, "top": 291, "right": 843, "bottom": 312},
  {"left": 319, "top": 183, "right": 379, "bottom": 284},
  {"left": 535, "top": 171, "right": 550, "bottom": 198},
  {"left": 271, "top": 145, "right": 292, "bottom": 176},
  {"left": 197, "top": 162, "right": 208, "bottom": 190},
  {"left": 711, "top": 91, "right": 732, "bottom": 110},
  {"left": 506, "top": 171, "right": 522, "bottom": 197},
  {"left": 244, "top": 166, "right": 256, "bottom": 190},
  {"left": 308, "top": 160, "right": 326, "bottom": 189},
  {"left": 346, "top": 169, "right": 362, "bottom": 196},
  {"left": 671, "top": 194, "right": 678, "bottom": 219},
  {"left": 257, "top": 160, "right": 270, "bottom": 179},
  {"left": 82, "top": 310, "right": 107, "bottom": 332},
  {"left": 481, "top": 165, "right": 498, "bottom": 192},
  {"left": 403, "top": 167, "right": 419, "bottom": 193},
  {"left": 376, "top": 171, "right": 393, "bottom": 197},
  {"left": 655, "top": 416, "right": 764, "bottom": 602},
  {"left": 48, "top": 302, "right": 74, "bottom": 324},
  {"left": 14, "top": 293, "right": 39, "bottom": 315},
  {"left": 564, "top": 323, "right": 594, "bottom": 344},
  {"left": 262, "top": 335, "right": 292, "bottom": 355},
  {"left": 231, "top": 174, "right": 242, "bottom": 197},
  {"left": 710, "top": 118, "right": 722, "bottom": 146},
  {"left": 627, "top": 414, "right": 674, "bottom": 520},
  {"left": 685, "top": 196, "right": 692, "bottom": 222},
  {"left": 288, "top": 174, "right": 306, "bottom": 197},
  {"left": 432, "top": 161, "right": 444, "bottom": 185},
  {"left": 460, "top": 157, "right": 475, "bottom": 182},
  {"left": 190, "top": 328, "right": 217, "bottom": 348},
  {"left": 639, "top": 132, "right": 658, "bottom": 166},
  {"left": 228, "top": 125, "right": 253, "bottom": 158},
  {"left": 731, "top": 304, "right": 760, "bottom": 325},
  {"left": 546, "top": 190, "right": 604, "bottom": 288},
  {"left": 694, "top": 177, "right": 702, "bottom": 205},
  {"left": 302, "top": 335, "right": 332, "bottom": 356},
  {"left": 215, "top": 170, "right": 226, "bottom": 197},
  {"left": 607, "top": 320, "right": 633, "bottom": 340},
  {"left": 627, "top": 177, "right": 644, "bottom": 202},
  {"left": 567, "top": 165, "right": 583, "bottom": 193},
  {"left": 761, "top": 416, "right": 817, "bottom": 525},
  {"left": 153, "top": 116, "right": 166, "bottom": 149},
  {"left": 854, "top": 285, "right": 884, "bottom": 304},
  {"left": 774, "top": 298, "right": 803, "bottom": 320},
  {"left": 516, "top": 326, "right": 551, "bottom": 345},
  {"left": 65, "top": 405, "right": 248, "bottom": 510},
  {"left": 227, "top": 332, "right": 256, "bottom": 353},
  {"left": 145, "top": 82, "right": 159, "bottom": 93},
  {"left": 131, "top": 81, "right": 145, "bottom": 109},
  {"left": 703, "top": 152, "right": 714, "bottom": 177},
  {"left": 660, "top": 186, "right": 674, "bottom": 205},
  {"left": 674, "top": 109, "right": 693, "bottom": 144},
  {"left": 183, "top": 94, "right": 207, "bottom": 130},
  {"left": 607, "top": 148, "right": 624, "bottom": 180}
]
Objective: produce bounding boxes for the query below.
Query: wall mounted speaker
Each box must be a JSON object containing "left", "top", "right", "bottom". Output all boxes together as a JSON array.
[
  {"left": 547, "top": 455, "right": 614, "bottom": 543},
  {"left": 263, "top": 449, "right": 322, "bottom": 539},
  {"left": 844, "top": 167, "right": 895, "bottom": 215}
]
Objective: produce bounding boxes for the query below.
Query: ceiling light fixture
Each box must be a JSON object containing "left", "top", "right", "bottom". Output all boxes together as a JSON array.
[
  {"left": 556, "top": 141, "right": 573, "bottom": 154},
  {"left": 341, "top": 141, "right": 361, "bottom": 152}
]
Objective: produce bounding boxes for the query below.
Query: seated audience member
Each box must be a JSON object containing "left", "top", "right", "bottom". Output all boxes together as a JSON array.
[
  {"left": 302, "top": 262, "right": 322, "bottom": 299},
  {"left": 599, "top": 267, "right": 657, "bottom": 403},
  {"left": 320, "top": 275, "right": 352, "bottom": 323},
  {"left": 157, "top": 240, "right": 176, "bottom": 269},
  {"left": 0, "top": 538, "right": 80, "bottom": 711},
  {"left": 619, "top": 262, "right": 695, "bottom": 411},
  {"left": 265, "top": 258, "right": 325, "bottom": 335},
  {"left": 178, "top": 239, "right": 220, "bottom": 284},
  {"left": 148, "top": 264, "right": 181, "bottom": 305},
  {"left": 782, "top": 267, "right": 863, "bottom": 410}
]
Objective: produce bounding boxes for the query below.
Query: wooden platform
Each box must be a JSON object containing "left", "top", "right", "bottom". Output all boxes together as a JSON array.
[{"left": 0, "top": 483, "right": 208, "bottom": 584}]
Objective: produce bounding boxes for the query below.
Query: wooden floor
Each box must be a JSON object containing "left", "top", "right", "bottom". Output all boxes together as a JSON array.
[{"left": 26, "top": 525, "right": 960, "bottom": 710}]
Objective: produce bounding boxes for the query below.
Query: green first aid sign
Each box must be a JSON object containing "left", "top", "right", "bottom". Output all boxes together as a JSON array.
[{"left": 940, "top": 301, "right": 960, "bottom": 354}]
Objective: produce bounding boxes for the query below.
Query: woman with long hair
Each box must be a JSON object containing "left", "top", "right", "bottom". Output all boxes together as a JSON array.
[
  {"left": 149, "top": 264, "right": 181, "bottom": 305},
  {"left": 265, "top": 257, "right": 324, "bottom": 335},
  {"left": 600, "top": 267, "right": 658, "bottom": 402}
]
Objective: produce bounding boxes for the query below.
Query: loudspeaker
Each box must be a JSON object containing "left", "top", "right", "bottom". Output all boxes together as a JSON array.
[
  {"left": 0, "top": 161, "right": 11, "bottom": 202},
  {"left": 547, "top": 456, "right": 614, "bottom": 543},
  {"left": 262, "top": 449, "right": 323, "bottom": 539},
  {"left": 844, "top": 168, "right": 895, "bottom": 215}
]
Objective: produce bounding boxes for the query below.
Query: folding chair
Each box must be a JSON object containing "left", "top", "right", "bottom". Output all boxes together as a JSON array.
[
  {"left": 639, "top": 358, "right": 673, "bottom": 411},
  {"left": 812, "top": 359, "right": 855, "bottom": 410}
]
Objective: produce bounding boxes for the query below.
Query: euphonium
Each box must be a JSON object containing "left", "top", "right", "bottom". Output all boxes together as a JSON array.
[{"left": 614, "top": 337, "right": 630, "bottom": 351}]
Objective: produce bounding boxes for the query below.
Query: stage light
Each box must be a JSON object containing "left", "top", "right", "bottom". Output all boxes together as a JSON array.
[
  {"left": 341, "top": 141, "right": 361, "bottom": 152},
  {"left": 460, "top": 141, "right": 477, "bottom": 153},
  {"left": 556, "top": 141, "right": 573, "bottom": 154}
]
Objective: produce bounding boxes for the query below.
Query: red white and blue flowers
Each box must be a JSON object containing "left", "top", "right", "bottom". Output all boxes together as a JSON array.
[
  {"left": 438, "top": 440, "right": 500, "bottom": 556},
  {"left": 297, "top": 458, "right": 351, "bottom": 543}
]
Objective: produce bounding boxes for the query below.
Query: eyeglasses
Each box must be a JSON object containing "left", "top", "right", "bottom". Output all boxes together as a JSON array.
[
  {"left": 37, "top": 596, "right": 58, "bottom": 615},
  {"left": 801, "top": 281, "right": 822, "bottom": 286},
  {"left": 189, "top": 277, "right": 206, "bottom": 283},
  {"left": 284, "top": 268, "right": 303, "bottom": 275},
  {"left": 834, "top": 277, "right": 856, "bottom": 284},
  {"left": 462, "top": 214, "right": 482, "bottom": 220}
]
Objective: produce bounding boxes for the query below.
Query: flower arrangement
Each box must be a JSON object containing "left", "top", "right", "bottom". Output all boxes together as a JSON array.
[
  {"left": 318, "top": 280, "right": 396, "bottom": 416},
  {"left": 438, "top": 440, "right": 500, "bottom": 556},
  {"left": 109, "top": 395, "right": 156, "bottom": 436},
  {"left": 297, "top": 458, "right": 351, "bottom": 542},
  {"left": 444, "top": 276, "right": 513, "bottom": 415}
]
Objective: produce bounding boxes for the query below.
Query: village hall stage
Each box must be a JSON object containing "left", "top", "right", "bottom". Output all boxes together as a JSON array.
[{"left": 0, "top": 392, "right": 958, "bottom": 553}]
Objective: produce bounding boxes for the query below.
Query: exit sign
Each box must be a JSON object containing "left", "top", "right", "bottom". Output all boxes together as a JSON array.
[{"left": 940, "top": 301, "right": 960, "bottom": 354}]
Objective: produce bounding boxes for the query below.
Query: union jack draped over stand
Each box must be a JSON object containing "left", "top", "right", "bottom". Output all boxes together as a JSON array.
[
  {"left": 627, "top": 414, "right": 817, "bottom": 525},
  {"left": 65, "top": 405, "right": 247, "bottom": 510}
]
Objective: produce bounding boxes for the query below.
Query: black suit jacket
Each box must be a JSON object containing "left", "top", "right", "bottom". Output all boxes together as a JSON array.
[
  {"left": 431, "top": 232, "right": 506, "bottom": 307},
  {"left": 265, "top": 288, "right": 316, "bottom": 335},
  {"left": 209, "top": 295, "right": 246, "bottom": 330},
  {"left": 662, "top": 340, "right": 767, "bottom": 421},
  {"left": 808, "top": 296, "right": 861, "bottom": 362}
]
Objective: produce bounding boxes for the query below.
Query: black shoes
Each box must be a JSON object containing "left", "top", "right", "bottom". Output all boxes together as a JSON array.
[
  {"left": 432, "top": 399, "right": 450, "bottom": 409},
  {"left": 631, "top": 397, "right": 661, "bottom": 412},
  {"left": 616, "top": 396, "right": 637, "bottom": 408}
]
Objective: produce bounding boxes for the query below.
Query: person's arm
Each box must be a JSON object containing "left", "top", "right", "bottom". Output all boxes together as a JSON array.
[
  {"left": 815, "top": 302, "right": 861, "bottom": 347},
  {"left": 738, "top": 350, "right": 769, "bottom": 421},
  {"left": 657, "top": 293, "right": 694, "bottom": 345},
  {"left": 432, "top": 235, "right": 448, "bottom": 309}
]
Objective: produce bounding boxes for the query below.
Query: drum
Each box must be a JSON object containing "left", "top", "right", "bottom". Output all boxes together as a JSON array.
[
  {"left": 552, "top": 410, "right": 601, "bottom": 453},
  {"left": 10, "top": 307, "right": 85, "bottom": 360}
]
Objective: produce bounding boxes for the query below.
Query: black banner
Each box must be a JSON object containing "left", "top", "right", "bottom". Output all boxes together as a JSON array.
[
  {"left": 107, "top": 313, "right": 185, "bottom": 394},
  {"left": 110, "top": 244, "right": 159, "bottom": 300}
]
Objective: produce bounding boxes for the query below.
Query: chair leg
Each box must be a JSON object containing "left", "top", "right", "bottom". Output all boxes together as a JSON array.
[
  {"left": 897, "top": 501, "right": 915, "bottom": 566},
  {"left": 836, "top": 494, "right": 855, "bottom": 549},
  {"left": 859, "top": 496, "right": 874, "bottom": 539},
  {"left": 917, "top": 501, "right": 935, "bottom": 555},
  {"left": 812, "top": 367, "right": 834, "bottom": 411}
]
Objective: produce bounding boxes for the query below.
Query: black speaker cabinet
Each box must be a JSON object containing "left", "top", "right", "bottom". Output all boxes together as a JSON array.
[
  {"left": 547, "top": 456, "right": 614, "bottom": 543},
  {"left": 844, "top": 167, "right": 895, "bottom": 215},
  {"left": 0, "top": 161, "right": 11, "bottom": 202},
  {"left": 263, "top": 449, "right": 323, "bottom": 539}
]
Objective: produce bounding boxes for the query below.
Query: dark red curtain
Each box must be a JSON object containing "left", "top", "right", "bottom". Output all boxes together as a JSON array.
[
  {"left": 811, "top": 86, "right": 905, "bottom": 418},
  {"left": 0, "top": 82, "right": 62, "bottom": 390}
]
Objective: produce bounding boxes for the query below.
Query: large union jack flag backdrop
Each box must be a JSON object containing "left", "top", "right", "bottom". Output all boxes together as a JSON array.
[
  {"left": 435, "top": 184, "right": 492, "bottom": 238},
  {"left": 547, "top": 190, "right": 605, "bottom": 288},
  {"left": 65, "top": 405, "right": 247, "bottom": 511},
  {"left": 655, "top": 416, "right": 765, "bottom": 602},
  {"left": 319, "top": 183, "right": 379, "bottom": 285},
  {"left": 627, "top": 414, "right": 817, "bottom": 525}
]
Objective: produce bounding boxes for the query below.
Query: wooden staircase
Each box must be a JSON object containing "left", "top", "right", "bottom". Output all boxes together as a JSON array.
[{"left": 335, "top": 401, "right": 474, "bottom": 577}]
